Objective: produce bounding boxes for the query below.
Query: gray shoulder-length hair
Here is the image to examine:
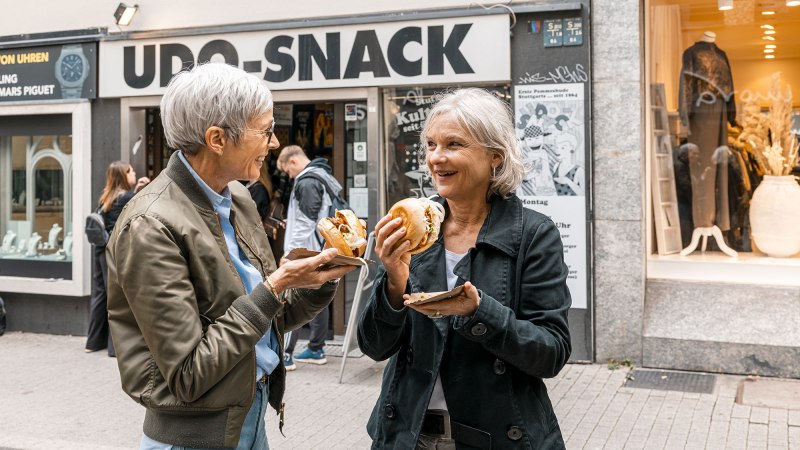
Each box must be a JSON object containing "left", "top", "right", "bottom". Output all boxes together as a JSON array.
[
  {"left": 419, "top": 88, "right": 525, "bottom": 198},
  {"left": 160, "top": 63, "right": 273, "bottom": 156}
]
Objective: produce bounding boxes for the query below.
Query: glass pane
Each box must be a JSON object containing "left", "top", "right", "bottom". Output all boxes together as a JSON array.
[
  {"left": 344, "top": 102, "right": 368, "bottom": 219},
  {"left": 382, "top": 86, "right": 511, "bottom": 206},
  {"left": 1, "top": 129, "right": 73, "bottom": 279},
  {"left": 648, "top": 0, "right": 800, "bottom": 257}
]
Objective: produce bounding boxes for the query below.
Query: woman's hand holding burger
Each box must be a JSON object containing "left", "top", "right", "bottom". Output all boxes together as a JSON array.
[{"left": 375, "top": 197, "right": 445, "bottom": 309}]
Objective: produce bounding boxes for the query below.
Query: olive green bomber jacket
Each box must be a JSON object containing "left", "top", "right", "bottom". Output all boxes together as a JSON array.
[{"left": 106, "top": 152, "right": 336, "bottom": 448}]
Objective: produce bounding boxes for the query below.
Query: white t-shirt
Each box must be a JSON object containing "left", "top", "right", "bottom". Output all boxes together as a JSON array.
[{"left": 427, "top": 248, "right": 467, "bottom": 411}]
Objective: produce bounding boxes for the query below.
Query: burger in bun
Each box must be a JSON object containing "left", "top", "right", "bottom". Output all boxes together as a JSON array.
[
  {"left": 388, "top": 197, "right": 445, "bottom": 255},
  {"left": 317, "top": 209, "right": 367, "bottom": 257}
]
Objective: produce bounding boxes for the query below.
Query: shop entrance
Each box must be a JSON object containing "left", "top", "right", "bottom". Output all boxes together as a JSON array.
[{"left": 128, "top": 94, "right": 374, "bottom": 338}]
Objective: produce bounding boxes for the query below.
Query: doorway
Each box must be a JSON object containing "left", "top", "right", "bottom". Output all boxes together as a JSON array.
[{"left": 124, "top": 88, "right": 380, "bottom": 338}]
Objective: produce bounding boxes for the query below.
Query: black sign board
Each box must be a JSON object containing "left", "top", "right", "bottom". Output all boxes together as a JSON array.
[{"left": 0, "top": 43, "right": 97, "bottom": 102}]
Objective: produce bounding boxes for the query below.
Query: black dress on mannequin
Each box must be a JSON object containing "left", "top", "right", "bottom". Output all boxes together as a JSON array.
[{"left": 678, "top": 39, "right": 736, "bottom": 230}]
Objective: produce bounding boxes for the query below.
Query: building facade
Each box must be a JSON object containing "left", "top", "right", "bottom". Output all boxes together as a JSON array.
[{"left": 2, "top": 0, "right": 798, "bottom": 377}]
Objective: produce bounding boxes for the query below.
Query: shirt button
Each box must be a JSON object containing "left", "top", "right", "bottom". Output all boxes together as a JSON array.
[
  {"left": 384, "top": 404, "right": 396, "bottom": 419},
  {"left": 471, "top": 323, "right": 488, "bottom": 336},
  {"left": 493, "top": 359, "right": 506, "bottom": 375},
  {"left": 406, "top": 348, "right": 413, "bottom": 364},
  {"left": 507, "top": 426, "right": 523, "bottom": 441}
]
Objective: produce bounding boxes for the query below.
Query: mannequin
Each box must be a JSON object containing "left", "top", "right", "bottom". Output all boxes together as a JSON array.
[
  {"left": 1, "top": 231, "right": 16, "bottom": 253},
  {"left": 678, "top": 31, "right": 737, "bottom": 257},
  {"left": 26, "top": 232, "right": 42, "bottom": 257},
  {"left": 48, "top": 223, "right": 63, "bottom": 248}
]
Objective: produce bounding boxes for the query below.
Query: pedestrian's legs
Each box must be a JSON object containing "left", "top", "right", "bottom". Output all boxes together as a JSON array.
[
  {"left": 99, "top": 250, "right": 115, "bottom": 357},
  {"left": 306, "top": 306, "right": 329, "bottom": 352},
  {"left": 285, "top": 328, "right": 300, "bottom": 356},
  {"left": 86, "top": 246, "right": 108, "bottom": 352}
]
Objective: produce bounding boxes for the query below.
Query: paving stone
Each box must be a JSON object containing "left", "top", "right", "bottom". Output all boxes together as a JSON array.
[{"left": 1, "top": 332, "right": 798, "bottom": 450}]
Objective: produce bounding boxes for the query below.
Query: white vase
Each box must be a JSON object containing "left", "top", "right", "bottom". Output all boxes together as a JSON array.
[{"left": 749, "top": 175, "right": 800, "bottom": 257}]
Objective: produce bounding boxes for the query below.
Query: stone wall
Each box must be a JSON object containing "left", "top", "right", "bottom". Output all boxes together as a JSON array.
[{"left": 590, "top": 0, "right": 646, "bottom": 363}]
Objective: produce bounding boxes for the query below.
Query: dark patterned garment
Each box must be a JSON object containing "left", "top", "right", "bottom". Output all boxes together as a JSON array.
[{"left": 678, "top": 41, "right": 737, "bottom": 132}]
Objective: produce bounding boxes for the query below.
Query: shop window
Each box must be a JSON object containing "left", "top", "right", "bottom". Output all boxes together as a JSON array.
[
  {"left": 382, "top": 86, "right": 510, "bottom": 207},
  {"left": 0, "top": 115, "right": 73, "bottom": 279},
  {"left": 646, "top": 1, "right": 800, "bottom": 275}
]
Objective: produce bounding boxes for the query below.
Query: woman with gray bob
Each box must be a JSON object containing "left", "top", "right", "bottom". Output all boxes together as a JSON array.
[
  {"left": 106, "top": 62, "right": 356, "bottom": 450},
  {"left": 359, "top": 88, "right": 572, "bottom": 449}
]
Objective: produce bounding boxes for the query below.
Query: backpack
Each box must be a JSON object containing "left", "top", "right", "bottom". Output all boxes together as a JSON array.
[
  {"left": 85, "top": 207, "right": 109, "bottom": 246},
  {"left": 297, "top": 172, "right": 351, "bottom": 247}
]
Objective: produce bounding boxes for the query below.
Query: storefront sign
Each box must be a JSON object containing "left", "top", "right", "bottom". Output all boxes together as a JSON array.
[
  {"left": 514, "top": 83, "right": 587, "bottom": 309},
  {"left": 99, "top": 15, "right": 510, "bottom": 97},
  {"left": 0, "top": 43, "right": 97, "bottom": 102}
]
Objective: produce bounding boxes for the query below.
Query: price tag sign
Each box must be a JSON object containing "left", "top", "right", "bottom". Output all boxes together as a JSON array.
[
  {"left": 564, "top": 18, "right": 584, "bottom": 46},
  {"left": 543, "top": 19, "right": 564, "bottom": 48}
]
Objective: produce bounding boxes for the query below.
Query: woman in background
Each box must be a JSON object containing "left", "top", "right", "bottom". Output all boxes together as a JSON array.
[
  {"left": 85, "top": 161, "right": 149, "bottom": 356},
  {"left": 247, "top": 158, "right": 283, "bottom": 241}
]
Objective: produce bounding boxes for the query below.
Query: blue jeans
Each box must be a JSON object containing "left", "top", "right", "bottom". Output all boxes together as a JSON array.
[{"left": 140, "top": 381, "right": 270, "bottom": 450}]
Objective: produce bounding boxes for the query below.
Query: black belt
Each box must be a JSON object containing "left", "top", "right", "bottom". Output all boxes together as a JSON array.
[{"left": 420, "top": 410, "right": 492, "bottom": 449}]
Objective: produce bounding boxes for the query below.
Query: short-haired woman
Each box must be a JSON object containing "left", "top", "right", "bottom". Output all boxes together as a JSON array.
[
  {"left": 106, "top": 63, "right": 356, "bottom": 449},
  {"left": 359, "top": 88, "right": 572, "bottom": 449}
]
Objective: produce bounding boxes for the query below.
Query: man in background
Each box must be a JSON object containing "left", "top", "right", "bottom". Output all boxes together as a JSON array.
[{"left": 277, "top": 145, "right": 343, "bottom": 369}]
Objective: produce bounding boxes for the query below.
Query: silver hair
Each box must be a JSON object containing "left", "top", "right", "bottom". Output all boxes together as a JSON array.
[
  {"left": 419, "top": 88, "right": 526, "bottom": 198},
  {"left": 160, "top": 63, "right": 273, "bottom": 156}
]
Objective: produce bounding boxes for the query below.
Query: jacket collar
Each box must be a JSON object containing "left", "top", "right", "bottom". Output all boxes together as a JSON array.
[
  {"left": 165, "top": 151, "right": 216, "bottom": 212},
  {"left": 432, "top": 193, "right": 523, "bottom": 258}
]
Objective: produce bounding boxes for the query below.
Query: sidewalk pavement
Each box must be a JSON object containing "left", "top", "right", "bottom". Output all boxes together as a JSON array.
[{"left": 1, "top": 331, "right": 799, "bottom": 449}]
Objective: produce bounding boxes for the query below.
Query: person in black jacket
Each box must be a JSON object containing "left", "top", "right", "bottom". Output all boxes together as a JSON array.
[
  {"left": 358, "top": 88, "right": 572, "bottom": 449},
  {"left": 85, "top": 161, "right": 149, "bottom": 356}
]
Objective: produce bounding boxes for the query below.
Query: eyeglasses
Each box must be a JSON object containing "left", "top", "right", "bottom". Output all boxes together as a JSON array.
[
  {"left": 221, "top": 121, "right": 275, "bottom": 143},
  {"left": 248, "top": 120, "right": 275, "bottom": 143}
]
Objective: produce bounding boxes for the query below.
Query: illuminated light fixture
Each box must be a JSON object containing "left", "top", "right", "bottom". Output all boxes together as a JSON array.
[
  {"left": 760, "top": 24, "right": 774, "bottom": 29},
  {"left": 762, "top": 10, "right": 776, "bottom": 14},
  {"left": 787, "top": 1, "right": 800, "bottom": 6},
  {"left": 718, "top": 0, "right": 734, "bottom": 10},
  {"left": 113, "top": 3, "right": 138, "bottom": 26},
  {"left": 763, "top": 35, "right": 776, "bottom": 40},
  {"left": 765, "top": 44, "right": 777, "bottom": 48},
  {"left": 764, "top": 48, "right": 775, "bottom": 53},
  {"left": 764, "top": 29, "right": 777, "bottom": 34},
  {"left": 765, "top": 54, "right": 776, "bottom": 59}
]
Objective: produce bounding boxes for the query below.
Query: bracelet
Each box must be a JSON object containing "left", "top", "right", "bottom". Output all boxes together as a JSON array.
[{"left": 266, "top": 275, "right": 284, "bottom": 304}]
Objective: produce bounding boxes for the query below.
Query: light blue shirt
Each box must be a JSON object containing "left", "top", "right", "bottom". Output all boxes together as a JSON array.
[{"left": 177, "top": 152, "right": 281, "bottom": 381}]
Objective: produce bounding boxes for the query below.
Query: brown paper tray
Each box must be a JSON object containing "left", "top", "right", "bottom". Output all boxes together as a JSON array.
[
  {"left": 406, "top": 285, "right": 464, "bottom": 305},
  {"left": 284, "top": 248, "right": 373, "bottom": 266}
]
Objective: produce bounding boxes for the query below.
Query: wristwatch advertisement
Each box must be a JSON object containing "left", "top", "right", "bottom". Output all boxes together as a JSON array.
[
  {"left": 0, "top": 43, "right": 96, "bottom": 102},
  {"left": 55, "top": 44, "right": 90, "bottom": 98}
]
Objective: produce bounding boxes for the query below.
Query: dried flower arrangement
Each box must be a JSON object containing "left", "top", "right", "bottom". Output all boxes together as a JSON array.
[{"left": 737, "top": 72, "right": 799, "bottom": 176}]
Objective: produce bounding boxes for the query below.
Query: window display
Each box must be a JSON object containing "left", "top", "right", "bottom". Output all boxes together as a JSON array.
[
  {"left": 648, "top": 0, "right": 800, "bottom": 262},
  {"left": 0, "top": 124, "right": 73, "bottom": 279}
]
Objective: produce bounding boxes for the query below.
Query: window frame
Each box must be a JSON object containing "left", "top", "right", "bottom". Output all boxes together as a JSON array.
[{"left": 0, "top": 101, "right": 91, "bottom": 296}]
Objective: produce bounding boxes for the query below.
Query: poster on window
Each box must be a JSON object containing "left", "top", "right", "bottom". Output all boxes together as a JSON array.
[{"left": 514, "top": 83, "right": 587, "bottom": 308}]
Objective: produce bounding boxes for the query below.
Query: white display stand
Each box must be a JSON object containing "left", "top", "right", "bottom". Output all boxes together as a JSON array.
[{"left": 680, "top": 226, "right": 737, "bottom": 257}]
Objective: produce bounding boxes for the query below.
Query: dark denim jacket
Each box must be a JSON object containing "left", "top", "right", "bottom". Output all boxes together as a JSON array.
[{"left": 358, "top": 194, "right": 572, "bottom": 449}]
